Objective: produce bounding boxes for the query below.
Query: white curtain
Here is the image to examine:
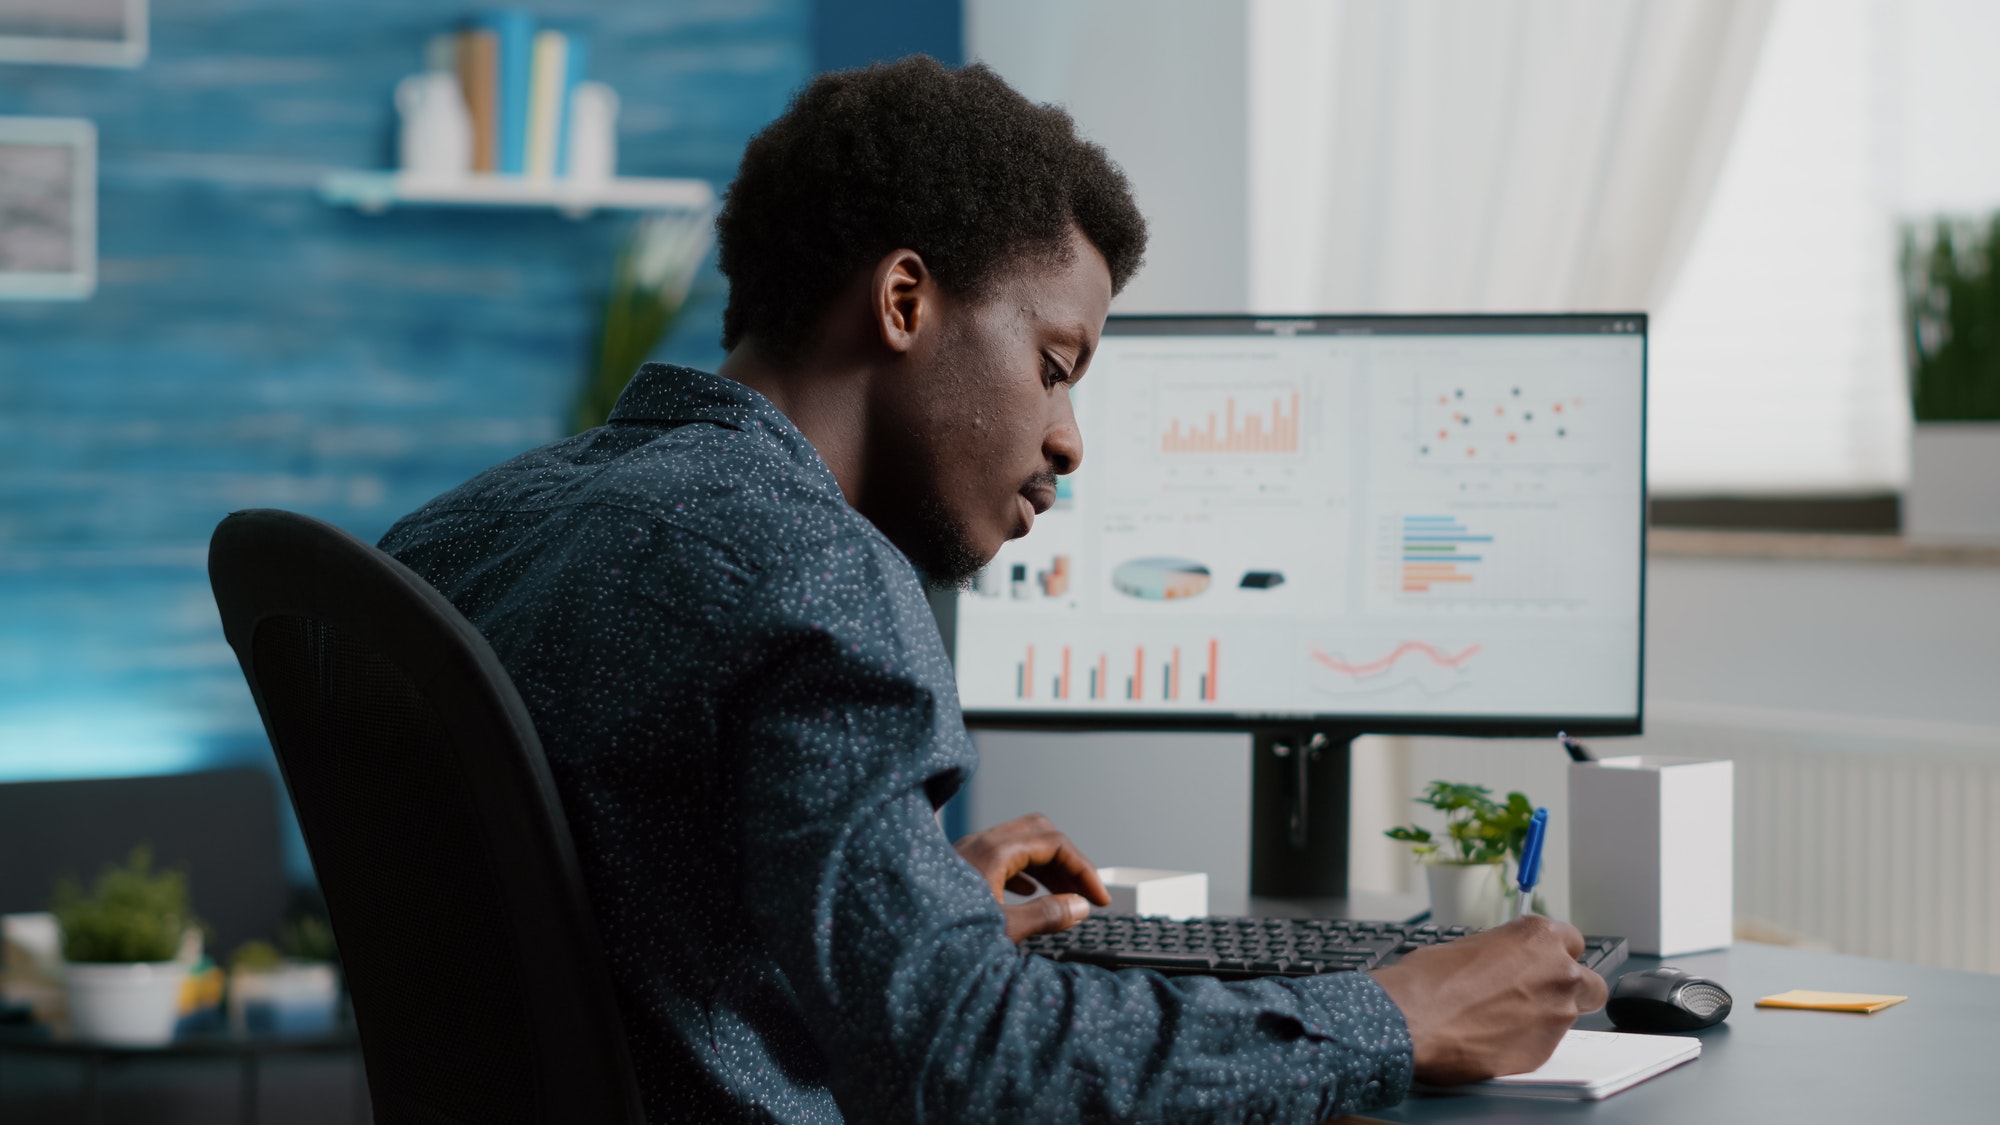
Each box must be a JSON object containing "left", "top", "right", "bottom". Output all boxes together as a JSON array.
[
  {"left": 1249, "top": 0, "right": 1774, "bottom": 315},
  {"left": 1645, "top": 0, "right": 1912, "bottom": 495}
]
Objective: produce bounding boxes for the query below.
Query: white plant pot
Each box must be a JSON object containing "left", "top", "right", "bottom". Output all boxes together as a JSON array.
[
  {"left": 64, "top": 961, "right": 185, "bottom": 1046},
  {"left": 1424, "top": 861, "right": 1509, "bottom": 930},
  {"left": 1907, "top": 422, "right": 2000, "bottom": 542},
  {"left": 229, "top": 961, "right": 340, "bottom": 1036}
]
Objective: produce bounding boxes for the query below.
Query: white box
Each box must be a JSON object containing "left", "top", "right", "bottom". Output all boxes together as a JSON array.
[
  {"left": 1096, "top": 867, "right": 1208, "bottom": 920},
  {"left": 1569, "top": 756, "right": 1733, "bottom": 957}
]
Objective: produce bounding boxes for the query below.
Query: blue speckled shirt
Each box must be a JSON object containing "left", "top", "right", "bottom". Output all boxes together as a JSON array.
[{"left": 379, "top": 364, "right": 1414, "bottom": 1123}]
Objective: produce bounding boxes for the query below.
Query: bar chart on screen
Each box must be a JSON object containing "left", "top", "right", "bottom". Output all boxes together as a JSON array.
[
  {"left": 1010, "top": 639, "right": 1220, "bottom": 703},
  {"left": 1156, "top": 382, "right": 1303, "bottom": 456},
  {"left": 1367, "top": 508, "right": 1619, "bottom": 613},
  {"left": 1395, "top": 514, "right": 1488, "bottom": 593}
]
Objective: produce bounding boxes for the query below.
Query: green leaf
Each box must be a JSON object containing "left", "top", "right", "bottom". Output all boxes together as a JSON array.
[
  {"left": 574, "top": 212, "right": 717, "bottom": 433},
  {"left": 1400, "top": 781, "right": 1542, "bottom": 866},
  {"left": 50, "top": 846, "right": 198, "bottom": 964},
  {"left": 1902, "top": 214, "right": 2000, "bottom": 422}
]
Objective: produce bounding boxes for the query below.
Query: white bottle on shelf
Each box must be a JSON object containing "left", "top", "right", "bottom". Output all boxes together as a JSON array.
[
  {"left": 565, "top": 81, "right": 620, "bottom": 186},
  {"left": 396, "top": 71, "right": 473, "bottom": 181}
]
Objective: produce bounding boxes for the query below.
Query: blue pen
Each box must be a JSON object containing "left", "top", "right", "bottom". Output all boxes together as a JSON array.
[{"left": 1513, "top": 807, "right": 1549, "bottom": 920}]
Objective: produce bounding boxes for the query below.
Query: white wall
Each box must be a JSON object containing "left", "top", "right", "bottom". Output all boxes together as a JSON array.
[{"left": 966, "top": 0, "right": 1250, "bottom": 314}]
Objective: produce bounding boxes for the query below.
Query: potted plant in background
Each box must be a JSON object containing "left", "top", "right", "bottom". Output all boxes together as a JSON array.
[
  {"left": 1900, "top": 214, "right": 2000, "bottom": 541},
  {"left": 573, "top": 208, "right": 716, "bottom": 433},
  {"left": 50, "top": 846, "right": 201, "bottom": 1046},
  {"left": 1386, "top": 782, "right": 1537, "bottom": 929},
  {"left": 227, "top": 913, "right": 341, "bottom": 1037}
]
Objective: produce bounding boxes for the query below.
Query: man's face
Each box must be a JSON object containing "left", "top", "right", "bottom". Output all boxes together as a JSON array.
[{"left": 866, "top": 228, "right": 1113, "bottom": 588}]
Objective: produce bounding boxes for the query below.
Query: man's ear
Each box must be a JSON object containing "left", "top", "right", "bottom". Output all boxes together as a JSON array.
[{"left": 872, "top": 248, "right": 933, "bottom": 356}]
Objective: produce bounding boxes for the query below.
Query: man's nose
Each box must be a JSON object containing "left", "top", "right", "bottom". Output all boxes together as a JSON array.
[{"left": 1046, "top": 400, "right": 1083, "bottom": 475}]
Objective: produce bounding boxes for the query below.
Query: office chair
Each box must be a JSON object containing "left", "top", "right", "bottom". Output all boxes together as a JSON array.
[{"left": 209, "top": 509, "right": 646, "bottom": 1124}]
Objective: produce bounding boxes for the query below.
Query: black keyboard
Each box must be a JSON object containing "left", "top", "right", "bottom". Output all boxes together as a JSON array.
[{"left": 1022, "top": 915, "right": 1628, "bottom": 982}]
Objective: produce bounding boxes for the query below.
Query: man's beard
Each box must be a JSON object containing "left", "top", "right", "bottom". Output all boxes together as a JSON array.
[{"left": 908, "top": 493, "right": 988, "bottom": 592}]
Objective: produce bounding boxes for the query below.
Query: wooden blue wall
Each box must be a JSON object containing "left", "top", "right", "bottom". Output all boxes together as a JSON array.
[{"left": 0, "top": 1, "right": 811, "bottom": 801}]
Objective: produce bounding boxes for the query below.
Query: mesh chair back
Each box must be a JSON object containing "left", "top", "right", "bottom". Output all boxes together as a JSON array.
[{"left": 209, "top": 509, "right": 645, "bottom": 1125}]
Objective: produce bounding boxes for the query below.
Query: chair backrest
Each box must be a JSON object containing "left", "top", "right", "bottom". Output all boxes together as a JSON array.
[{"left": 208, "top": 508, "right": 645, "bottom": 1125}]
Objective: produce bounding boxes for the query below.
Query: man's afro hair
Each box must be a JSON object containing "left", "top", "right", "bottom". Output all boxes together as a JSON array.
[{"left": 716, "top": 56, "right": 1147, "bottom": 361}]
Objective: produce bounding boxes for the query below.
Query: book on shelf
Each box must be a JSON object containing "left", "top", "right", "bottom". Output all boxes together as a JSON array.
[
  {"left": 474, "top": 9, "right": 535, "bottom": 176},
  {"left": 525, "top": 29, "right": 567, "bottom": 179},
  {"left": 456, "top": 28, "right": 499, "bottom": 174}
]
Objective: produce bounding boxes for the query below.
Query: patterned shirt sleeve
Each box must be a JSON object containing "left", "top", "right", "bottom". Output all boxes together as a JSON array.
[{"left": 721, "top": 534, "right": 1416, "bottom": 1123}]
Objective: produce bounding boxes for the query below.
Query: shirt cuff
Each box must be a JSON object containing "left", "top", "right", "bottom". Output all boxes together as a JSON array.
[{"left": 1284, "top": 970, "right": 1417, "bottom": 1118}]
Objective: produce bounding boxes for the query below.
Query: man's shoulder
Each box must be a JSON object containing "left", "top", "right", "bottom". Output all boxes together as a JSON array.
[
  {"left": 381, "top": 417, "right": 886, "bottom": 584},
  {"left": 585, "top": 419, "right": 873, "bottom": 564}
]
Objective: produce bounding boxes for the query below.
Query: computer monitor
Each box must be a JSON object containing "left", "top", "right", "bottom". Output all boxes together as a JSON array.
[{"left": 941, "top": 314, "right": 1647, "bottom": 895}]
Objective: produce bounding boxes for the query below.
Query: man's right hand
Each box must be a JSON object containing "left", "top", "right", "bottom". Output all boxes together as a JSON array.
[{"left": 1369, "top": 914, "right": 1610, "bottom": 1087}]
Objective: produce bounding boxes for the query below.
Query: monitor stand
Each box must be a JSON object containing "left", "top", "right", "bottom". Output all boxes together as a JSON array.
[{"left": 1249, "top": 728, "right": 1357, "bottom": 899}]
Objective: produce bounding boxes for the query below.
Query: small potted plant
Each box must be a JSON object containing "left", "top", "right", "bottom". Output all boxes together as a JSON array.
[
  {"left": 1386, "top": 782, "right": 1537, "bottom": 929},
  {"left": 50, "top": 846, "right": 201, "bottom": 1046},
  {"left": 227, "top": 914, "right": 341, "bottom": 1037},
  {"left": 1901, "top": 214, "right": 2000, "bottom": 540}
]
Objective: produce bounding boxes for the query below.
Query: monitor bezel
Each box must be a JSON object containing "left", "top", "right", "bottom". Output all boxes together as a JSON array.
[{"left": 946, "top": 311, "right": 1648, "bottom": 739}]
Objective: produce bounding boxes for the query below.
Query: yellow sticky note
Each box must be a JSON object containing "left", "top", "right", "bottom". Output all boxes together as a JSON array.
[{"left": 1755, "top": 990, "right": 1907, "bottom": 1013}]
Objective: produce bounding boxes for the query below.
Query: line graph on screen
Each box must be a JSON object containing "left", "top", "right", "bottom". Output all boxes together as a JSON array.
[{"left": 1306, "top": 641, "right": 1481, "bottom": 698}]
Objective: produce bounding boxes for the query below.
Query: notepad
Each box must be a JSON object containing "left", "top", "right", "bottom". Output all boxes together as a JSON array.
[
  {"left": 1437, "top": 1029, "right": 1702, "bottom": 1100},
  {"left": 1755, "top": 989, "right": 1907, "bottom": 1013}
]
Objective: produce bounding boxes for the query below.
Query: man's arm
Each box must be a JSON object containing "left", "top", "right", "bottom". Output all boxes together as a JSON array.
[
  {"left": 952, "top": 818, "right": 1610, "bottom": 1086},
  {"left": 722, "top": 537, "right": 1416, "bottom": 1123}
]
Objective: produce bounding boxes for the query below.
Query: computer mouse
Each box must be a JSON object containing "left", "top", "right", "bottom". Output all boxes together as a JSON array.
[{"left": 1605, "top": 966, "right": 1733, "bottom": 1032}]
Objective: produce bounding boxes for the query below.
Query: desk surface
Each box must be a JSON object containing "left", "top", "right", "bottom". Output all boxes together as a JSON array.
[{"left": 1352, "top": 941, "right": 2000, "bottom": 1123}]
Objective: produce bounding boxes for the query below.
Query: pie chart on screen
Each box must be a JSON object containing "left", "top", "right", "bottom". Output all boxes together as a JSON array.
[{"left": 1112, "top": 557, "right": 1212, "bottom": 600}]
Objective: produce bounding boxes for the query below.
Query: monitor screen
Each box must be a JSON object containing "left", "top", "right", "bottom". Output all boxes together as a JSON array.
[{"left": 948, "top": 314, "right": 1646, "bottom": 734}]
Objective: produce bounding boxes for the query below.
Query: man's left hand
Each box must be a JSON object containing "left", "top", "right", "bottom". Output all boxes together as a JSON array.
[{"left": 953, "top": 813, "right": 1112, "bottom": 943}]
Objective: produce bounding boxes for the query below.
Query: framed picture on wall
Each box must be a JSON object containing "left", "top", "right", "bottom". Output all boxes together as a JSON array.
[
  {"left": 0, "top": 118, "right": 96, "bottom": 300},
  {"left": 0, "top": 0, "right": 146, "bottom": 67}
]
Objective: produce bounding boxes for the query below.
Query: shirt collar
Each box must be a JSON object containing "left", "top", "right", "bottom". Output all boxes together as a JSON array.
[{"left": 609, "top": 362, "right": 833, "bottom": 479}]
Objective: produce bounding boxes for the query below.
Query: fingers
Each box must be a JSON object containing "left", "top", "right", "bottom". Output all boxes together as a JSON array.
[
  {"left": 1507, "top": 916, "right": 1603, "bottom": 1013},
  {"left": 1377, "top": 912, "right": 1614, "bottom": 1085},
  {"left": 1025, "top": 839, "right": 1112, "bottom": 906},
  {"left": 954, "top": 813, "right": 1112, "bottom": 907},
  {"left": 1574, "top": 960, "right": 1610, "bottom": 1012},
  {"left": 1547, "top": 918, "right": 1586, "bottom": 959},
  {"left": 1503, "top": 913, "right": 1585, "bottom": 959},
  {"left": 1004, "top": 874, "right": 1039, "bottom": 896},
  {"left": 1002, "top": 892, "right": 1091, "bottom": 944}
]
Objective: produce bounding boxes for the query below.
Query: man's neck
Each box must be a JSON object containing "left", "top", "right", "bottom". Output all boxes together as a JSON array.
[{"left": 717, "top": 341, "right": 872, "bottom": 509}]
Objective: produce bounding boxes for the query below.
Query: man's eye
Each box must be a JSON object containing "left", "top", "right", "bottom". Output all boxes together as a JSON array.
[{"left": 1045, "top": 359, "right": 1073, "bottom": 386}]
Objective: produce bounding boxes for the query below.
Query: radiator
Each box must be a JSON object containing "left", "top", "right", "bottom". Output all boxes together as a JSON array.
[{"left": 1734, "top": 744, "right": 2000, "bottom": 974}]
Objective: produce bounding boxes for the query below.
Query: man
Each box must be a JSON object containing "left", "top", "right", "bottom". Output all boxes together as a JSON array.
[{"left": 382, "top": 57, "right": 1605, "bottom": 1123}]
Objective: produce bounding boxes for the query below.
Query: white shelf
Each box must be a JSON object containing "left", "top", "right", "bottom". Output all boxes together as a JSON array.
[{"left": 319, "top": 171, "right": 714, "bottom": 219}]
